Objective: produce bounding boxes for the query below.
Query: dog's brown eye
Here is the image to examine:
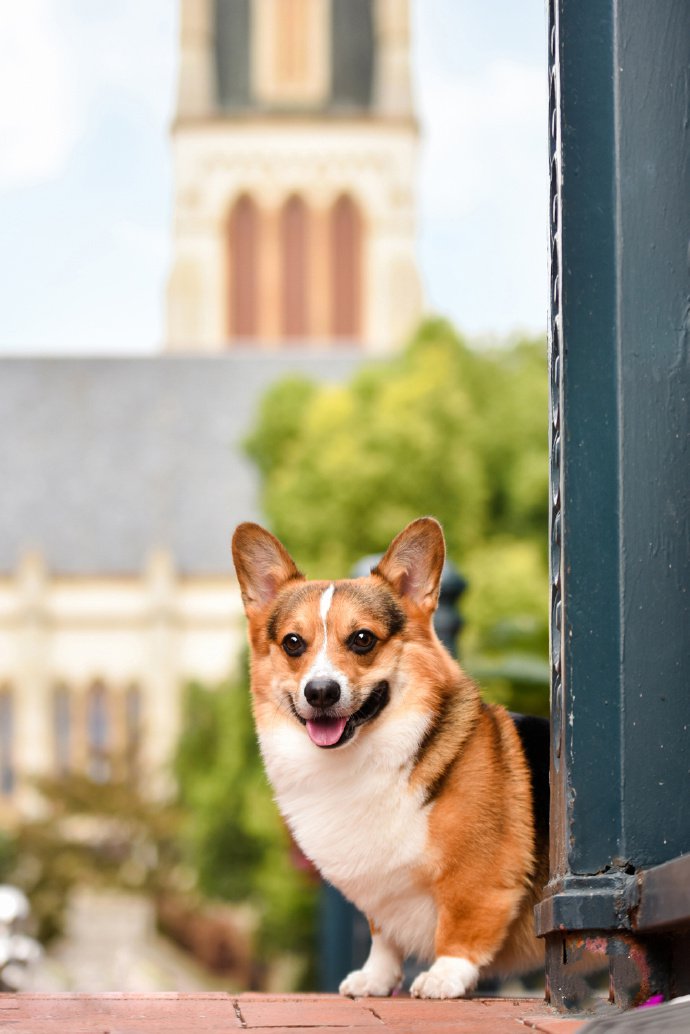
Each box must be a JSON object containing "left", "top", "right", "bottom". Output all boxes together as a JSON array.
[
  {"left": 282, "top": 633, "right": 306, "bottom": 657},
  {"left": 348, "top": 629, "right": 377, "bottom": 655}
]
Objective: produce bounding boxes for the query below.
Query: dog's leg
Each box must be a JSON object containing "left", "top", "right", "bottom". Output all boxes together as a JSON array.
[
  {"left": 339, "top": 924, "right": 403, "bottom": 998},
  {"left": 410, "top": 889, "right": 521, "bottom": 999},
  {"left": 410, "top": 955, "right": 480, "bottom": 999}
]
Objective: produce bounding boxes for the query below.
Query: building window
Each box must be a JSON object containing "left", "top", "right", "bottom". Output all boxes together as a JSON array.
[
  {"left": 86, "top": 682, "right": 110, "bottom": 783},
  {"left": 253, "top": 0, "right": 329, "bottom": 106},
  {"left": 214, "top": 0, "right": 251, "bottom": 109},
  {"left": 228, "top": 194, "right": 259, "bottom": 339},
  {"left": 53, "top": 684, "right": 71, "bottom": 776},
  {"left": 281, "top": 195, "right": 310, "bottom": 338},
  {"left": 125, "top": 684, "right": 142, "bottom": 783},
  {"left": 0, "top": 688, "right": 14, "bottom": 796},
  {"left": 330, "top": 0, "right": 374, "bottom": 109},
  {"left": 330, "top": 194, "right": 362, "bottom": 338}
]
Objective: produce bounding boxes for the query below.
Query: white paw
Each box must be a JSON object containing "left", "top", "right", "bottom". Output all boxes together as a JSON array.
[
  {"left": 339, "top": 966, "right": 401, "bottom": 998},
  {"left": 410, "top": 956, "right": 479, "bottom": 999}
]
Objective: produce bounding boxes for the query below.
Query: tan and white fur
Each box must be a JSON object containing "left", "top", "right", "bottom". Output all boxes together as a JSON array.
[{"left": 232, "top": 517, "right": 548, "bottom": 999}]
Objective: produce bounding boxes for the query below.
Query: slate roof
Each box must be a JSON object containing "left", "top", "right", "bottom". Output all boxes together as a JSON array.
[{"left": 0, "top": 352, "right": 362, "bottom": 576}]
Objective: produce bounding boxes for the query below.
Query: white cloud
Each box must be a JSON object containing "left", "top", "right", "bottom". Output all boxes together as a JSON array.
[
  {"left": 66, "top": 0, "right": 177, "bottom": 126},
  {"left": 419, "top": 57, "right": 546, "bottom": 221},
  {"left": 0, "top": 0, "right": 177, "bottom": 193},
  {"left": 0, "top": 0, "right": 79, "bottom": 188},
  {"left": 410, "top": 2, "right": 548, "bottom": 336},
  {"left": 112, "top": 219, "right": 170, "bottom": 266}
]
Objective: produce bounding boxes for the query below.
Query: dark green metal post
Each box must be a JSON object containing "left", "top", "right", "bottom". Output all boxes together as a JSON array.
[{"left": 537, "top": 0, "right": 690, "bottom": 1010}]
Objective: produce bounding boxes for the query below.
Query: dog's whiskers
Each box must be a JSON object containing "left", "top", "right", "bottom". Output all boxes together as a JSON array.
[{"left": 274, "top": 694, "right": 297, "bottom": 722}]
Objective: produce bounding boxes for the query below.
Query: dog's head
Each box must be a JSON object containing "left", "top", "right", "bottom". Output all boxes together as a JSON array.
[{"left": 231, "top": 517, "right": 447, "bottom": 751}]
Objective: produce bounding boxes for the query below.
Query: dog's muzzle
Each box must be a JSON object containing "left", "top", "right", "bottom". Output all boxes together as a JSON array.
[{"left": 291, "top": 680, "right": 390, "bottom": 749}]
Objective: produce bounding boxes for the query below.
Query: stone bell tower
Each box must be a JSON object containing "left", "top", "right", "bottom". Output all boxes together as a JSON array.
[{"left": 166, "top": 0, "right": 421, "bottom": 352}]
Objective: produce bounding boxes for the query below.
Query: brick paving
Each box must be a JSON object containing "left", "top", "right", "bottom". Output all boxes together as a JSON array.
[{"left": 0, "top": 994, "right": 586, "bottom": 1033}]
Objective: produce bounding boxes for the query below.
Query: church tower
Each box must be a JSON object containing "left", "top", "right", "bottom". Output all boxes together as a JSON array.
[{"left": 166, "top": 0, "right": 421, "bottom": 352}]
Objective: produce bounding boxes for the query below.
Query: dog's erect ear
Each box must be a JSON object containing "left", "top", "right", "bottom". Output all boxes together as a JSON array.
[
  {"left": 373, "top": 517, "right": 446, "bottom": 614},
  {"left": 232, "top": 523, "right": 303, "bottom": 614}
]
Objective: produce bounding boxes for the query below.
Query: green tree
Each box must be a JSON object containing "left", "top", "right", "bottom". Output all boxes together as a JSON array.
[
  {"left": 5, "top": 774, "right": 183, "bottom": 943},
  {"left": 246, "top": 319, "right": 549, "bottom": 714},
  {"left": 174, "top": 659, "right": 317, "bottom": 982}
]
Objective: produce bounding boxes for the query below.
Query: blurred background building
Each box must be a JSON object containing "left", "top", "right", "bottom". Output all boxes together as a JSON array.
[
  {"left": 0, "top": 0, "right": 418, "bottom": 817},
  {"left": 168, "top": 0, "right": 421, "bottom": 350}
]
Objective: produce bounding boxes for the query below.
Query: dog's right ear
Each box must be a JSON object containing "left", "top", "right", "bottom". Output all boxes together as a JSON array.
[{"left": 232, "top": 523, "right": 303, "bottom": 616}]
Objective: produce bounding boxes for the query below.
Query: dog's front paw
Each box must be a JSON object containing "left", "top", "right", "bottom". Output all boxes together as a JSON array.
[
  {"left": 339, "top": 966, "right": 401, "bottom": 998},
  {"left": 410, "top": 956, "right": 479, "bottom": 999}
]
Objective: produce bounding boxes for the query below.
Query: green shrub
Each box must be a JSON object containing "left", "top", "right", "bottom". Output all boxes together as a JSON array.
[
  {"left": 245, "top": 319, "right": 549, "bottom": 714},
  {"left": 174, "top": 660, "right": 317, "bottom": 983}
]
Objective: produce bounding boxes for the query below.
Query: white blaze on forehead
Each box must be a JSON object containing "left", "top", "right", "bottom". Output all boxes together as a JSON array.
[
  {"left": 300, "top": 583, "right": 351, "bottom": 706},
  {"left": 319, "top": 583, "right": 335, "bottom": 623},
  {"left": 315, "top": 583, "right": 335, "bottom": 665}
]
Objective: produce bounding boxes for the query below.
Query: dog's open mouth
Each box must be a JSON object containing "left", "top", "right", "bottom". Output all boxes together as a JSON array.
[
  {"left": 306, "top": 715, "right": 348, "bottom": 748},
  {"left": 292, "top": 681, "right": 390, "bottom": 749}
]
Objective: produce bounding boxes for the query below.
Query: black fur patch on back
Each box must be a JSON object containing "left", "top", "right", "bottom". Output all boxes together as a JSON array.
[
  {"left": 422, "top": 751, "right": 459, "bottom": 806},
  {"left": 415, "top": 694, "right": 468, "bottom": 806},
  {"left": 412, "top": 693, "right": 454, "bottom": 773},
  {"left": 510, "top": 712, "right": 550, "bottom": 843}
]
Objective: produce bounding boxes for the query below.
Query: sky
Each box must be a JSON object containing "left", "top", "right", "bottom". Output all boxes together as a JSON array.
[{"left": 0, "top": 0, "right": 547, "bottom": 354}]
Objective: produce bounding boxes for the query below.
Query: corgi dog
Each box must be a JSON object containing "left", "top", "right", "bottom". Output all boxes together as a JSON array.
[{"left": 231, "top": 517, "right": 549, "bottom": 999}]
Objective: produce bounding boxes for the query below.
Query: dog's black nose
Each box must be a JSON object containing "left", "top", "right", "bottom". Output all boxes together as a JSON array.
[{"left": 304, "top": 678, "right": 341, "bottom": 709}]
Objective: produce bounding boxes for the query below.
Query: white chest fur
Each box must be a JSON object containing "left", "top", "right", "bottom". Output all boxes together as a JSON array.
[{"left": 258, "top": 710, "right": 438, "bottom": 961}]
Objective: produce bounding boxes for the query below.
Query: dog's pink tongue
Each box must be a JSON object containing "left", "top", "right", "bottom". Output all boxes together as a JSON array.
[{"left": 306, "top": 716, "right": 347, "bottom": 747}]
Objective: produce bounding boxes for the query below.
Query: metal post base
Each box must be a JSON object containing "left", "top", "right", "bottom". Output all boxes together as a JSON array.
[{"left": 545, "top": 931, "right": 672, "bottom": 1012}]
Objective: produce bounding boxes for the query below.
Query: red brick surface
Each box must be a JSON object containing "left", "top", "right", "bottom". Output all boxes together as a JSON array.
[
  {"left": 0, "top": 993, "right": 587, "bottom": 1033},
  {"left": 521, "top": 1013, "right": 587, "bottom": 1034},
  {"left": 238, "top": 994, "right": 381, "bottom": 1027}
]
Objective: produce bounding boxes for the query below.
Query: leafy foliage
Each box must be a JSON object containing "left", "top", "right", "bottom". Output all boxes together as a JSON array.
[
  {"left": 174, "top": 660, "right": 317, "bottom": 983},
  {"left": 5, "top": 774, "right": 183, "bottom": 943},
  {"left": 246, "top": 319, "right": 549, "bottom": 714}
]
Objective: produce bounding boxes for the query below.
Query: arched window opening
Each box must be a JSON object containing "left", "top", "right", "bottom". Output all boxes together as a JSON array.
[
  {"left": 281, "top": 195, "right": 310, "bottom": 338},
  {"left": 229, "top": 194, "right": 259, "bottom": 339},
  {"left": 0, "top": 688, "right": 14, "bottom": 796},
  {"left": 53, "top": 684, "right": 71, "bottom": 776},
  {"left": 87, "top": 682, "right": 110, "bottom": 784},
  {"left": 330, "top": 194, "right": 362, "bottom": 339}
]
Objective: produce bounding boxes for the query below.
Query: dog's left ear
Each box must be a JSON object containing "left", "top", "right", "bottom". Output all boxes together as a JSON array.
[
  {"left": 374, "top": 517, "right": 446, "bottom": 614},
  {"left": 232, "top": 523, "right": 303, "bottom": 616}
]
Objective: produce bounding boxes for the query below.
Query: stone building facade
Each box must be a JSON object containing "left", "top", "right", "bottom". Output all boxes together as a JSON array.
[
  {"left": 0, "top": 354, "right": 360, "bottom": 816},
  {"left": 0, "top": 549, "right": 242, "bottom": 810}
]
